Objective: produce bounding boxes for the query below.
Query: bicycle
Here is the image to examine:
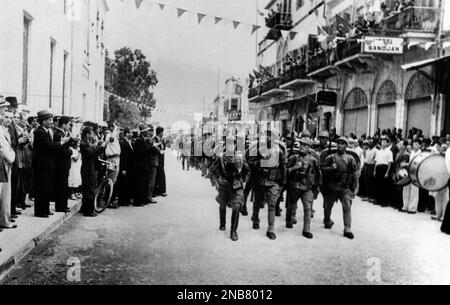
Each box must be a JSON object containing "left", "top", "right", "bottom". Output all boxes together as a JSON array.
[{"left": 94, "top": 158, "right": 116, "bottom": 214}]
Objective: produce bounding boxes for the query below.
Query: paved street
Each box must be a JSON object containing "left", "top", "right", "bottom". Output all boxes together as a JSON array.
[{"left": 2, "top": 151, "right": 450, "bottom": 285}]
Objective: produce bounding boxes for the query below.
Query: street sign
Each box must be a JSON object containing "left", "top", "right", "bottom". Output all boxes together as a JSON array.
[{"left": 363, "top": 36, "right": 403, "bottom": 54}]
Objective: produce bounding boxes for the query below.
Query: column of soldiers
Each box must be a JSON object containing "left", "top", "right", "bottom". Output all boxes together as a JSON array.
[{"left": 208, "top": 129, "right": 358, "bottom": 242}]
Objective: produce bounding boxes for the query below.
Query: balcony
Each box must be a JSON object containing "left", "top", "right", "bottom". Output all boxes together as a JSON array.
[
  {"left": 265, "top": 12, "right": 293, "bottom": 31},
  {"left": 307, "top": 49, "right": 338, "bottom": 80},
  {"left": 280, "top": 65, "right": 315, "bottom": 90},
  {"left": 382, "top": 6, "right": 439, "bottom": 38},
  {"left": 248, "top": 86, "right": 270, "bottom": 103},
  {"left": 260, "top": 77, "right": 290, "bottom": 97}
]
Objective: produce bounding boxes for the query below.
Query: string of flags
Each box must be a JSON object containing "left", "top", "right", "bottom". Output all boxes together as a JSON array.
[
  {"left": 105, "top": 91, "right": 202, "bottom": 116},
  {"left": 123, "top": 0, "right": 299, "bottom": 40}
]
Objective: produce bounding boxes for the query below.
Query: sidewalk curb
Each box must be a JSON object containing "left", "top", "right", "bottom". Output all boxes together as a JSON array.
[{"left": 0, "top": 200, "right": 82, "bottom": 282}]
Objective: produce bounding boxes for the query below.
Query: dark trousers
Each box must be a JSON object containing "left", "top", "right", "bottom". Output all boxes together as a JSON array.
[
  {"left": 360, "top": 164, "right": 375, "bottom": 200},
  {"left": 55, "top": 167, "right": 70, "bottom": 211},
  {"left": 81, "top": 170, "right": 97, "bottom": 215},
  {"left": 118, "top": 171, "right": 134, "bottom": 206},
  {"left": 375, "top": 165, "right": 390, "bottom": 206},
  {"left": 34, "top": 168, "right": 53, "bottom": 216},
  {"left": 135, "top": 170, "right": 150, "bottom": 205},
  {"left": 10, "top": 163, "right": 18, "bottom": 214},
  {"left": 155, "top": 164, "right": 166, "bottom": 195},
  {"left": 418, "top": 188, "right": 434, "bottom": 212},
  {"left": 14, "top": 168, "right": 31, "bottom": 208},
  {"left": 147, "top": 167, "right": 158, "bottom": 201}
]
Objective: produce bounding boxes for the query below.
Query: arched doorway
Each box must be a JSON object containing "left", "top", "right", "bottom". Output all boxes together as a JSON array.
[
  {"left": 343, "top": 88, "right": 368, "bottom": 137},
  {"left": 405, "top": 72, "right": 434, "bottom": 137},
  {"left": 376, "top": 80, "right": 397, "bottom": 131}
]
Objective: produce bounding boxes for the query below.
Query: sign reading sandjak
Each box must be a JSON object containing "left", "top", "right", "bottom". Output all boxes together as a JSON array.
[{"left": 364, "top": 37, "right": 403, "bottom": 54}]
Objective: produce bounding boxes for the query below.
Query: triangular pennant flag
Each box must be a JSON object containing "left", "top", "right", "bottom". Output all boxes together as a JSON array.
[
  {"left": 232, "top": 21, "right": 240, "bottom": 29},
  {"left": 251, "top": 24, "right": 261, "bottom": 34},
  {"left": 177, "top": 8, "right": 187, "bottom": 18},
  {"left": 280, "top": 30, "right": 288, "bottom": 40},
  {"left": 135, "top": 0, "right": 144, "bottom": 9},
  {"left": 289, "top": 31, "right": 297, "bottom": 40},
  {"left": 197, "top": 13, "right": 206, "bottom": 24},
  {"left": 214, "top": 17, "right": 222, "bottom": 24},
  {"left": 158, "top": 3, "right": 165, "bottom": 10}
]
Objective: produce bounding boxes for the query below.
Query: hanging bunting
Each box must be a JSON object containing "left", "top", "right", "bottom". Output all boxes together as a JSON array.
[
  {"left": 280, "top": 30, "right": 289, "bottom": 40},
  {"left": 177, "top": 8, "right": 187, "bottom": 18},
  {"left": 135, "top": 0, "right": 144, "bottom": 9},
  {"left": 251, "top": 25, "right": 261, "bottom": 35},
  {"left": 232, "top": 21, "right": 240, "bottom": 29},
  {"left": 214, "top": 17, "right": 222, "bottom": 24},
  {"left": 197, "top": 13, "right": 206, "bottom": 24},
  {"left": 289, "top": 31, "right": 297, "bottom": 40},
  {"left": 158, "top": 3, "right": 165, "bottom": 10}
]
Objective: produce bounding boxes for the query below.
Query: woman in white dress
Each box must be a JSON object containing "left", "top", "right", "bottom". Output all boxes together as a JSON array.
[{"left": 68, "top": 141, "right": 82, "bottom": 200}]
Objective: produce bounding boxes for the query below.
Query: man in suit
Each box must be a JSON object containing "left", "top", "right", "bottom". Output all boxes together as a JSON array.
[
  {"left": 133, "top": 124, "right": 154, "bottom": 206},
  {"left": 33, "top": 110, "right": 69, "bottom": 218},
  {"left": 5, "top": 97, "right": 22, "bottom": 218},
  {"left": 0, "top": 107, "right": 17, "bottom": 230},
  {"left": 153, "top": 127, "right": 167, "bottom": 197},
  {"left": 53, "top": 116, "right": 72, "bottom": 213},
  {"left": 146, "top": 125, "right": 160, "bottom": 204},
  {"left": 118, "top": 127, "right": 134, "bottom": 206}
]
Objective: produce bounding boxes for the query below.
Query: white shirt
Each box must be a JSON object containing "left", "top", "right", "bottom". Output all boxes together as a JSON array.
[
  {"left": 365, "top": 147, "right": 377, "bottom": 164},
  {"left": 375, "top": 147, "right": 393, "bottom": 165},
  {"left": 409, "top": 149, "right": 422, "bottom": 164},
  {"left": 0, "top": 125, "right": 15, "bottom": 165}
]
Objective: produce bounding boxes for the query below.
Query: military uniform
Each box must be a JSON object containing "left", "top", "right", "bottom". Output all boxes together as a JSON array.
[
  {"left": 247, "top": 141, "right": 286, "bottom": 240},
  {"left": 209, "top": 146, "right": 250, "bottom": 241},
  {"left": 286, "top": 138, "right": 321, "bottom": 238},
  {"left": 320, "top": 137, "right": 358, "bottom": 239}
]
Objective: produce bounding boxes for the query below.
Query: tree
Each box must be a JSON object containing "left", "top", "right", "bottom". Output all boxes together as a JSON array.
[{"left": 105, "top": 47, "right": 158, "bottom": 125}]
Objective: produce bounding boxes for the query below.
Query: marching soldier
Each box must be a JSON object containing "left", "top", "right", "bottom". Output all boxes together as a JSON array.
[
  {"left": 209, "top": 136, "right": 250, "bottom": 241},
  {"left": 286, "top": 137, "right": 321, "bottom": 238},
  {"left": 247, "top": 130, "right": 286, "bottom": 240},
  {"left": 320, "top": 137, "right": 358, "bottom": 239}
]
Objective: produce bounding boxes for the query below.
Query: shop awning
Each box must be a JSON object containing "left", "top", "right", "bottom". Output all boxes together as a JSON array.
[
  {"left": 401, "top": 55, "right": 450, "bottom": 71},
  {"left": 402, "top": 55, "right": 450, "bottom": 95}
]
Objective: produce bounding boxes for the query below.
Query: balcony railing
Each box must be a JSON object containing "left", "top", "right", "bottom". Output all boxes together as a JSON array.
[
  {"left": 382, "top": 6, "right": 440, "bottom": 34},
  {"left": 335, "top": 36, "right": 363, "bottom": 61},
  {"left": 248, "top": 87, "right": 260, "bottom": 99},
  {"left": 308, "top": 49, "right": 335, "bottom": 73},
  {"left": 280, "top": 65, "right": 308, "bottom": 85},
  {"left": 261, "top": 77, "right": 281, "bottom": 94},
  {"left": 265, "top": 12, "right": 293, "bottom": 30}
]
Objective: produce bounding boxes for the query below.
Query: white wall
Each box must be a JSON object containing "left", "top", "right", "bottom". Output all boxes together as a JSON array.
[{"left": 0, "top": 0, "right": 108, "bottom": 123}]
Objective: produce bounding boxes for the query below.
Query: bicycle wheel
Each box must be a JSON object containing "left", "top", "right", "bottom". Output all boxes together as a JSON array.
[{"left": 94, "top": 178, "right": 114, "bottom": 214}]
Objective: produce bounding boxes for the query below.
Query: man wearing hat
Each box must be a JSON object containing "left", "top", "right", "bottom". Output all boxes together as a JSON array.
[
  {"left": 133, "top": 124, "right": 157, "bottom": 206},
  {"left": 285, "top": 137, "right": 321, "bottom": 238},
  {"left": 209, "top": 135, "right": 250, "bottom": 241},
  {"left": 317, "top": 131, "right": 330, "bottom": 152},
  {"left": 53, "top": 116, "right": 73, "bottom": 213},
  {"left": 247, "top": 128, "right": 286, "bottom": 240},
  {"left": 33, "top": 110, "right": 70, "bottom": 217},
  {"left": 320, "top": 136, "right": 358, "bottom": 239},
  {"left": 5, "top": 97, "right": 23, "bottom": 218}
]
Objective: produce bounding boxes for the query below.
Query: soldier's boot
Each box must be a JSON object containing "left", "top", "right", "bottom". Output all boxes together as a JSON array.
[
  {"left": 275, "top": 199, "right": 282, "bottom": 217},
  {"left": 230, "top": 211, "right": 239, "bottom": 241},
  {"left": 302, "top": 205, "right": 313, "bottom": 239},
  {"left": 285, "top": 202, "right": 293, "bottom": 229},
  {"left": 252, "top": 205, "right": 260, "bottom": 230},
  {"left": 240, "top": 202, "right": 248, "bottom": 216},
  {"left": 219, "top": 208, "right": 226, "bottom": 231},
  {"left": 267, "top": 208, "right": 276, "bottom": 240}
]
